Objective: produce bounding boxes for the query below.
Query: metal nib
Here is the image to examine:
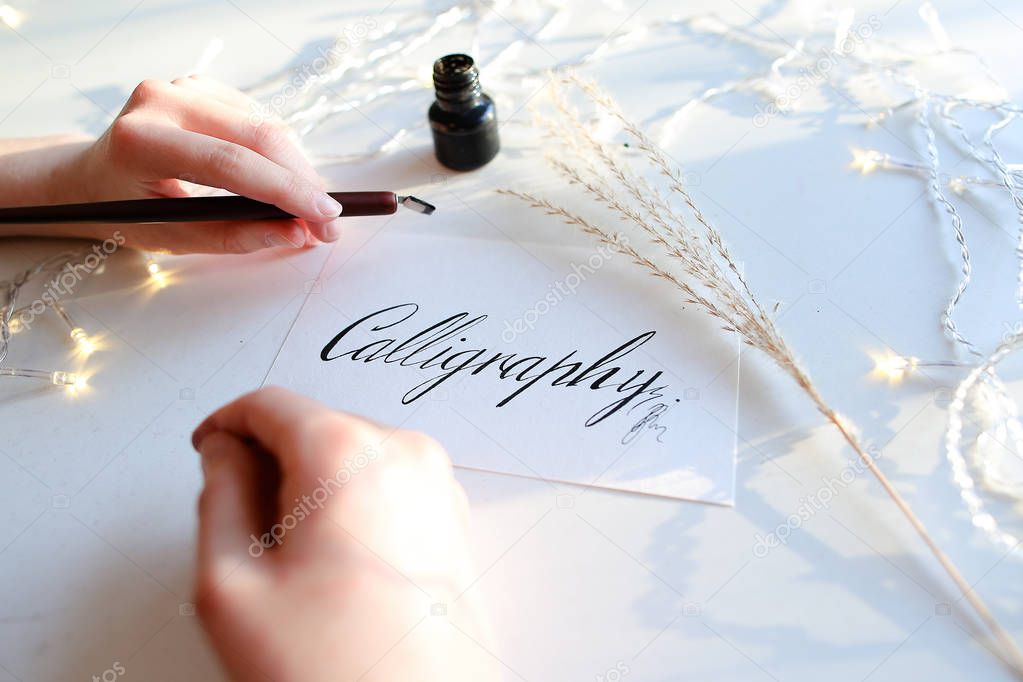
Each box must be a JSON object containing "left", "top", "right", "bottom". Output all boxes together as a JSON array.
[{"left": 397, "top": 195, "right": 436, "bottom": 215}]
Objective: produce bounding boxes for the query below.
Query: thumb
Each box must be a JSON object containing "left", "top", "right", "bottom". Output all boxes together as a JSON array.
[{"left": 196, "top": 431, "right": 276, "bottom": 586}]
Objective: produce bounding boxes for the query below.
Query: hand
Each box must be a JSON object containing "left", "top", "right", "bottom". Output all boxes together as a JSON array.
[
  {"left": 0, "top": 76, "right": 342, "bottom": 254},
  {"left": 190, "top": 387, "right": 498, "bottom": 682}
]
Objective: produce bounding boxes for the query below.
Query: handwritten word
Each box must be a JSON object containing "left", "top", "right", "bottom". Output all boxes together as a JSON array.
[{"left": 321, "top": 303, "right": 672, "bottom": 427}]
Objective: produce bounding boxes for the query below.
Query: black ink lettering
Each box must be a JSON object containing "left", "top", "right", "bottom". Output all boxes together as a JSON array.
[{"left": 319, "top": 304, "right": 673, "bottom": 429}]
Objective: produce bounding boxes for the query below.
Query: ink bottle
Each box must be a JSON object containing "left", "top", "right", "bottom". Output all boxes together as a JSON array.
[{"left": 429, "top": 53, "right": 500, "bottom": 171}]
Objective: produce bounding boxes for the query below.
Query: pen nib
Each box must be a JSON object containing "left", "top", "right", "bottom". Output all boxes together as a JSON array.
[{"left": 398, "top": 195, "right": 436, "bottom": 215}]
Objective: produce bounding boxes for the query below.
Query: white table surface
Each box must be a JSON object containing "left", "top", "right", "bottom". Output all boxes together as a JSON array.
[{"left": 1, "top": 0, "right": 1022, "bottom": 680}]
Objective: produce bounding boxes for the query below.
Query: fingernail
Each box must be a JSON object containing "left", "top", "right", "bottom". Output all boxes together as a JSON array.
[
  {"left": 320, "top": 218, "right": 342, "bottom": 242},
  {"left": 316, "top": 194, "right": 343, "bottom": 218}
]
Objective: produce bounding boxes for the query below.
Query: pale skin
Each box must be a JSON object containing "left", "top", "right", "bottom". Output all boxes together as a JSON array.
[
  {"left": 0, "top": 78, "right": 493, "bottom": 679},
  {"left": 0, "top": 75, "right": 343, "bottom": 253},
  {"left": 192, "top": 387, "right": 496, "bottom": 681}
]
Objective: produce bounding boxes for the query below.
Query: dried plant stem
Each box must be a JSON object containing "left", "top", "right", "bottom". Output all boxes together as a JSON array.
[
  {"left": 501, "top": 74, "right": 1023, "bottom": 677},
  {"left": 806, "top": 383, "right": 1023, "bottom": 676},
  {"left": 569, "top": 75, "right": 763, "bottom": 309},
  {"left": 497, "top": 191, "right": 736, "bottom": 336},
  {"left": 547, "top": 157, "right": 768, "bottom": 341}
]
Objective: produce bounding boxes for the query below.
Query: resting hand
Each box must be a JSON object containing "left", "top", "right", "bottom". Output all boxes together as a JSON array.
[{"left": 191, "top": 387, "right": 497, "bottom": 681}]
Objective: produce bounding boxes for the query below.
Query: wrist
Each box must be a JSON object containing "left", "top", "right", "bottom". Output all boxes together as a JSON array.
[
  {"left": 0, "top": 135, "right": 109, "bottom": 240},
  {"left": 43, "top": 137, "right": 100, "bottom": 204},
  {"left": 0, "top": 135, "right": 95, "bottom": 206}
]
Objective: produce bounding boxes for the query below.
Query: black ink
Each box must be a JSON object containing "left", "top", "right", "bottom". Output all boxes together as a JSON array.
[
  {"left": 320, "top": 303, "right": 673, "bottom": 427},
  {"left": 429, "top": 54, "right": 500, "bottom": 171}
]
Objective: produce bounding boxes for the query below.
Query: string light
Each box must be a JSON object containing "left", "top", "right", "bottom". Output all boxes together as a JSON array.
[
  {"left": 243, "top": 2, "right": 710, "bottom": 163},
  {"left": 655, "top": 0, "right": 1023, "bottom": 551},
  {"left": 868, "top": 350, "right": 969, "bottom": 383},
  {"left": 856, "top": 149, "right": 1022, "bottom": 185},
  {"left": 850, "top": 147, "right": 884, "bottom": 175},
  {"left": 946, "top": 335, "right": 1023, "bottom": 554},
  {"left": 1, "top": 250, "right": 97, "bottom": 393},
  {"left": 69, "top": 327, "right": 95, "bottom": 355},
  {"left": 52, "top": 302, "right": 96, "bottom": 356},
  {"left": 869, "top": 351, "right": 915, "bottom": 381},
  {"left": 848, "top": 148, "right": 1023, "bottom": 193},
  {"left": 839, "top": 4, "right": 1023, "bottom": 554},
  {"left": 146, "top": 257, "right": 169, "bottom": 289},
  {"left": 645, "top": 0, "right": 1018, "bottom": 358},
  {"left": 3, "top": 248, "right": 165, "bottom": 393},
  {"left": 0, "top": 367, "right": 83, "bottom": 387},
  {"left": 65, "top": 372, "right": 89, "bottom": 394},
  {"left": 0, "top": 4, "right": 24, "bottom": 29}
]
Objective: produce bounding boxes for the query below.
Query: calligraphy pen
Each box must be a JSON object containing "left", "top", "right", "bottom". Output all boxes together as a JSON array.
[{"left": 0, "top": 191, "right": 435, "bottom": 224}]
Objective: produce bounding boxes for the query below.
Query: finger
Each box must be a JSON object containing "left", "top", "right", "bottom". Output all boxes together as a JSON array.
[
  {"left": 111, "top": 117, "right": 342, "bottom": 224},
  {"left": 160, "top": 79, "right": 324, "bottom": 189},
  {"left": 192, "top": 386, "right": 382, "bottom": 482},
  {"left": 302, "top": 224, "right": 323, "bottom": 247},
  {"left": 196, "top": 431, "right": 273, "bottom": 584},
  {"left": 123, "top": 219, "right": 306, "bottom": 254},
  {"left": 289, "top": 218, "right": 323, "bottom": 248},
  {"left": 293, "top": 219, "right": 322, "bottom": 248},
  {"left": 137, "top": 79, "right": 335, "bottom": 240},
  {"left": 172, "top": 75, "right": 258, "bottom": 114}
]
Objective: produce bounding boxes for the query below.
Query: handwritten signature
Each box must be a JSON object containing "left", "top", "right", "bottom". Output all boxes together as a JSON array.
[{"left": 621, "top": 402, "right": 670, "bottom": 445}]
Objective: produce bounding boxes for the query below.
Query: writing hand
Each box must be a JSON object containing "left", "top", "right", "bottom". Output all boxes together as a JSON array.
[{"left": 0, "top": 76, "right": 342, "bottom": 253}]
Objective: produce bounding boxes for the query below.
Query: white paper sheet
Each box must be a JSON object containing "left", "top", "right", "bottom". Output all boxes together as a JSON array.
[{"left": 264, "top": 181, "right": 739, "bottom": 504}]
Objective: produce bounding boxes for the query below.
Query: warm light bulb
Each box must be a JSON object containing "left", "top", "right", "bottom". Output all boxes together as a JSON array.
[
  {"left": 870, "top": 351, "right": 917, "bottom": 382},
  {"left": 850, "top": 148, "right": 884, "bottom": 175},
  {"left": 151, "top": 271, "right": 168, "bottom": 288},
  {"left": 50, "top": 370, "right": 78, "bottom": 386},
  {"left": 8, "top": 317, "right": 22, "bottom": 334},
  {"left": 146, "top": 260, "right": 169, "bottom": 288},
  {"left": 948, "top": 177, "right": 968, "bottom": 195},
  {"left": 0, "top": 5, "right": 24, "bottom": 29},
  {"left": 62, "top": 372, "right": 89, "bottom": 396},
  {"left": 70, "top": 327, "right": 95, "bottom": 355}
]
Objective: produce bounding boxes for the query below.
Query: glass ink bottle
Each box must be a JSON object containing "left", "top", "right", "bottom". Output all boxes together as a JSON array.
[{"left": 429, "top": 53, "right": 500, "bottom": 171}]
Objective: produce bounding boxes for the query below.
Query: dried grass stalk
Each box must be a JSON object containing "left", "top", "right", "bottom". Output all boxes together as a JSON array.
[{"left": 499, "top": 74, "right": 1023, "bottom": 677}]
